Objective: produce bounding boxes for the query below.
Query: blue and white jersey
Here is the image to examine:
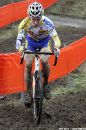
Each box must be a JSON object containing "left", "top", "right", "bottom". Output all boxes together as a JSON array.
[{"left": 18, "top": 15, "right": 57, "bottom": 40}]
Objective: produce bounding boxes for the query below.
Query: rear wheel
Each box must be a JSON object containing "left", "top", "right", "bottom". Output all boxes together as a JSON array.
[{"left": 34, "top": 71, "right": 43, "bottom": 125}]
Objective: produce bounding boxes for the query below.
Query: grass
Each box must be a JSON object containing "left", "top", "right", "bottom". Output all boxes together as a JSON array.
[
  {"left": 45, "top": 0, "right": 86, "bottom": 19},
  {"left": 52, "top": 80, "right": 86, "bottom": 97},
  {"left": 52, "top": 62, "right": 86, "bottom": 97},
  {"left": 0, "top": 0, "right": 23, "bottom": 7},
  {"left": 0, "top": 25, "right": 17, "bottom": 41}
]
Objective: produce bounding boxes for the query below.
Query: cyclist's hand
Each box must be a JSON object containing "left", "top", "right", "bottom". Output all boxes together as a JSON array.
[
  {"left": 53, "top": 48, "right": 60, "bottom": 57},
  {"left": 19, "top": 46, "right": 24, "bottom": 53}
]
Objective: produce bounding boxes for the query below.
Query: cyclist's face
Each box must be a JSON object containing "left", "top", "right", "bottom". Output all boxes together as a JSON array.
[{"left": 31, "top": 17, "right": 41, "bottom": 27}]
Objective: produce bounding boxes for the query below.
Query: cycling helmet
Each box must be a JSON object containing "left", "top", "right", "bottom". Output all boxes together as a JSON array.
[{"left": 27, "top": 2, "right": 44, "bottom": 18}]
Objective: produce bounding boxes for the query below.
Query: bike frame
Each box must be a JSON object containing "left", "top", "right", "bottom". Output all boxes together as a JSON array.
[{"left": 33, "top": 55, "right": 40, "bottom": 97}]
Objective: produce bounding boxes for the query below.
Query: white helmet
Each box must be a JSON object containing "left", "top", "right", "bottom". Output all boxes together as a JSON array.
[{"left": 27, "top": 2, "right": 44, "bottom": 18}]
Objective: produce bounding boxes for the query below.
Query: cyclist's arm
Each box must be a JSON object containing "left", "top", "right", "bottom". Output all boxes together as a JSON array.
[
  {"left": 16, "top": 17, "right": 30, "bottom": 51},
  {"left": 50, "top": 28, "right": 61, "bottom": 49},
  {"left": 43, "top": 16, "right": 61, "bottom": 49}
]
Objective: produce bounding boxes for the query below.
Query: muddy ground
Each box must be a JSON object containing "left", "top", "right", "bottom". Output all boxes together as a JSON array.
[{"left": 0, "top": 26, "right": 86, "bottom": 129}]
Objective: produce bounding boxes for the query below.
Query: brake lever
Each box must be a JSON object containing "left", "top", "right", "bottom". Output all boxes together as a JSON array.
[
  {"left": 20, "top": 51, "right": 25, "bottom": 64},
  {"left": 53, "top": 56, "right": 58, "bottom": 66}
]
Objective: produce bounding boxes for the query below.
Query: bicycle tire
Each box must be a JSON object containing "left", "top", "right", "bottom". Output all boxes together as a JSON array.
[{"left": 34, "top": 71, "right": 43, "bottom": 125}]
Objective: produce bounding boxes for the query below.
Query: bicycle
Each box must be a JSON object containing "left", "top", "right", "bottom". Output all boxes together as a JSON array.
[{"left": 20, "top": 48, "right": 58, "bottom": 125}]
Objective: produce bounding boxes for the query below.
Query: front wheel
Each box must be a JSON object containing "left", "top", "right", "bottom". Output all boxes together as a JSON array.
[{"left": 34, "top": 71, "right": 43, "bottom": 125}]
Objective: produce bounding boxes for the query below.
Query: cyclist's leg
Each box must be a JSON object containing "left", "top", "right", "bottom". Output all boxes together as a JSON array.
[
  {"left": 21, "top": 54, "right": 34, "bottom": 106},
  {"left": 24, "top": 38, "right": 35, "bottom": 95},
  {"left": 41, "top": 47, "right": 50, "bottom": 86},
  {"left": 24, "top": 53, "right": 34, "bottom": 96},
  {"left": 40, "top": 42, "right": 51, "bottom": 100},
  {"left": 21, "top": 39, "right": 35, "bottom": 106}
]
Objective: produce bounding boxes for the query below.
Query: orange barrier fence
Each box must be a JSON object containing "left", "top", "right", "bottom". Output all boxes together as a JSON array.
[
  {"left": 0, "top": 36, "right": 86, "bottom": 94},
  {"left": 0, "top": 0, "right": 58, "bottom": 28}
]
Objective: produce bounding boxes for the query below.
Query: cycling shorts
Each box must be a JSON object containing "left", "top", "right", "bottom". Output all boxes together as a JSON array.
[{"left": 26, "top": 35, "right": 50, "bottom": 51}]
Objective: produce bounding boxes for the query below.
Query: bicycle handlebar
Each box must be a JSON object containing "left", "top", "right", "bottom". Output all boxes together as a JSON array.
[{"left": 20, "top": 50, "right": 58, "bottom": 66}]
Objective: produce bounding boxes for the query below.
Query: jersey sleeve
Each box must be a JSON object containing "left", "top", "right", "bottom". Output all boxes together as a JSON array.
[
  {"left": 51, "top": 28, "right": 61, "bottom": 48},
  {"left": 18, "top": 17, "right": 30, "bottom": 33},
  {"left": 43, "top": 16, "right": 61, "bottom": 48},
  {"left": 16, "top": 17, "right": 30, "bottom": 50}
]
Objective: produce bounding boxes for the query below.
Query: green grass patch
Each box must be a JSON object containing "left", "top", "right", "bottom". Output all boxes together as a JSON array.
[
  {"left": 0, "top": 25, "right": 17, "bottom": 41},
  {"left": 52, "top": 62, "right": 86, "bottom": 97},
  {"left": 45, "top": 0, "right": 86, "bottom": 19},
  {"left": 52, "top": 82, "right": 86, "bottom": 97}
]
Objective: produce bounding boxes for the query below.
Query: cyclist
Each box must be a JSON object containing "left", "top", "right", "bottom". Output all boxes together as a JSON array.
[{"left": 16, "top": 2, "right": 61, "bottom": 106}]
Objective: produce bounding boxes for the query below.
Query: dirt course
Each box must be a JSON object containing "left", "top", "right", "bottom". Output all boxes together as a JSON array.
[
  {"left": 0, "top": 91, "right": 86, "bottom": 130},
  {"left": 0, "top": 26, "right": 86, "bottom": 129}
]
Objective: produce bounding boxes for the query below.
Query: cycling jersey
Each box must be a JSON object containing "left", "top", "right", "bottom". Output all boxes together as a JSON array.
[{"left": 16, "top": 15, "right": 61, "bottom": 49}]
